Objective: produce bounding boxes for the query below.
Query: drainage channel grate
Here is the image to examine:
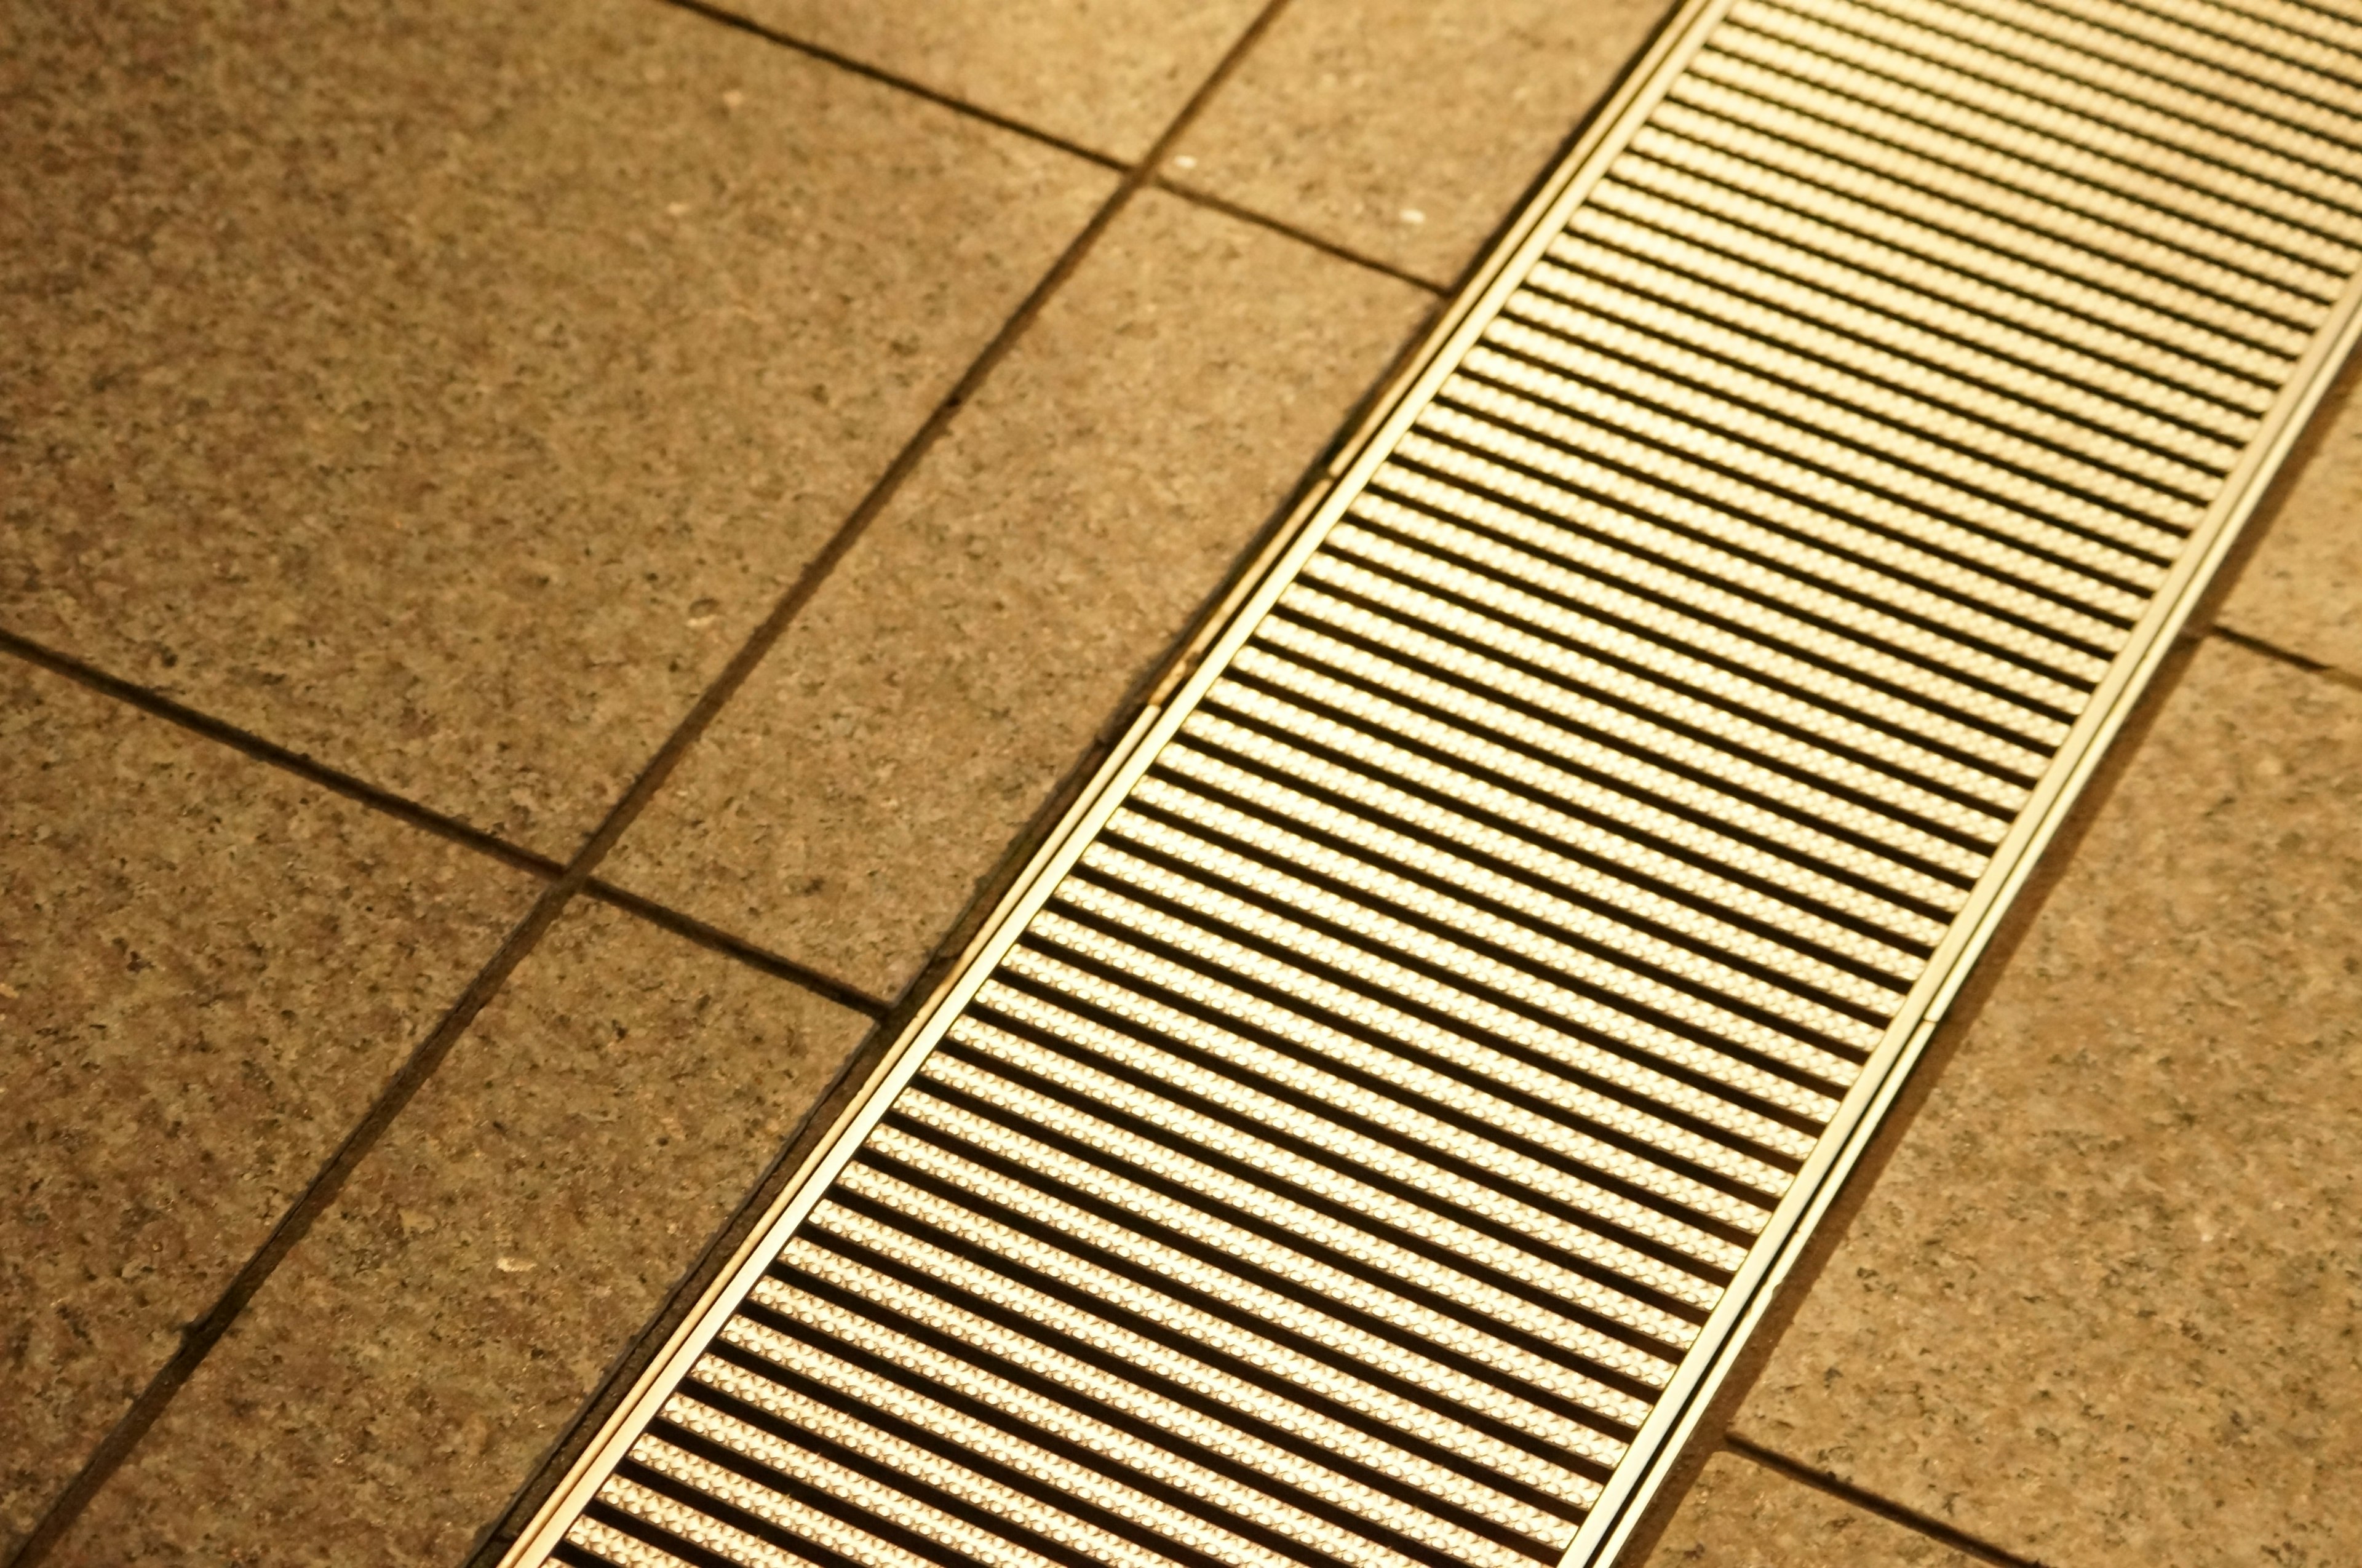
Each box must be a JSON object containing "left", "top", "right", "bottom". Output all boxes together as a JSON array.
[{"left": 510, "top": 0, "right": 2362, "bottom": 1563}]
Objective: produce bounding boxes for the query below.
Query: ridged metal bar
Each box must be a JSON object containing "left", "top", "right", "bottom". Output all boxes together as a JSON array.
[{"left": 511, "top": 0, "right": 2362, "bottom": 1561}]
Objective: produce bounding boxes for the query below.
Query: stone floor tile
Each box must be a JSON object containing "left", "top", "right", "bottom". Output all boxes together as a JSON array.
[
  {"left": 606, "top": 190, "right": 1434, "bottom": 1000},
  {"left": 1169, "top": 0, "right": 1678, "bottom": 285},
  {"left": 0, "top": 0, "right": 1110, "bottom": 859},
  {"left": 2219, "top": 391, "right": 2362, "bottom": 675},
  {"left": 47, "top": 897, "right": 875, "bottom": 1567},
  {"left": 1644, "top": 1454, "right": 1975, "bottom": 1567},
  {"left": 0, "top": 657, "right": 539, "bottom": 1556},
  {"left": 1734, "top": 640, "right": 2362, "bottom": 1568},
  {"left": 722, "top": 0, "right": 1268, "bottom": 163}
]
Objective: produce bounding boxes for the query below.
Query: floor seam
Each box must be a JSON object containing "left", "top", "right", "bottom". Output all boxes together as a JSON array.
[
  {"left": 1722, "top": 1435, "right": 2048, "bottom": 1567},
  {"left": 1148, "top": 176, "right": 1448, "bottom": 291},
  {"left": 2209, "top": 624, "right": 2362, "bottom": 692},
  {"left": 0, "top": 625, "right": 565, "bottom": 884},
  {"left": 457, "top": 5, "right": 1312, "bottom": 1558},
  {"left": 651, "top": 0, "right": 1438, "bottom": 295},
  {"left": 648, "top": 0, "right": 1125, "bottom": 172},
  {"left": 584, "top": 879, "right": 891, "bottom": 1017},
  {"left": 0, "top": 624, "right": 888, "bottom": 1015},
  {"left": 0, "top": 2, "right": 1308, "bottom": 1560}
]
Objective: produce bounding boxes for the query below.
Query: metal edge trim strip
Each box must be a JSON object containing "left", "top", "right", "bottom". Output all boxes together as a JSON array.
[
  {"left": 1559, "top": 252, "right": 2362, "bottom": 1568},
  {"left": 496, "top": 0, "right": 2362, "bottom": 1553}
]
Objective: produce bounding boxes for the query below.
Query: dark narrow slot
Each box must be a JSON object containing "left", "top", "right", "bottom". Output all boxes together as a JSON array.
[
  {"left": 1593, "top": 158, "right": 2275, "bottom": 437},
  {"left": 613, "top": 1452, "right": 885, "bottom": 1568},
  {"left": 1338, "top": 489, "right": 2050, "bottom": 792},
  {"left": 1173, "top": 712, "right": 1928, "bottom": 995},
  {"left": 686, "top": 1342, "right": 1239, "bottom": 1568},
  {"left": 1199, "top": 674, "right": 1939, "bottom": 964},
  {"left": 1523, "top": 238, "right": 2240, "bottom": 485},
  {"left": 1238, "top": 634, "right": 1973, "bottom": 918},
  {"left": 1728, "top": 4, "right": 2362, "bottom": 241},
  {"left": 1566, "top": 196, "right": 2256, "bottom": 453},
  {"left": 1141, "top": 749, "right": 1899, "bottom": 1030},
  {"left": 1104, "top": 790, "right": 1877, "bottom": 1077},
  {"left": 1882, "top": 0, "right": 2362, "bottom": 159},
  {"left": 734, "top": 1287, "right": 1353, "bottom": 1568},
  {"left": 546, "top": 1532, "right": 631, "bottom": 1568},
  {"left": 741, "top": 1155, "right": 1586, "bottom": 1542},
  {"left": 948, "top": 997, "right": 1751, "bottom": 1294},
  {"left": 881, "top": 1079, "right": 1719, "bottom": 1356},
  {"left": 1500, "top": 276, "right": 2221, "bottom": 522},
  {"left": 580, "top": 1495, "right": 838, "bottom": 1568},
  {"left": 978, "top": 958, "right": 1771, "bottom": 1248},
  {"left": 1393, "top": 415, "right": 2112, "bottom": 706},
  {"left": 1489, "top": 278, "right": 2207, "bottom": 542},
  {"left": 1279, "top": 568, "right": 2008, "bottom": 861},
  {"left": 2094, "top": 0, "right": 2362, "bottom": 97},
  {"left": 1664, "top": 63, "right": 2341, "bottom": 320},
  {"left": 849, "top": 1118, "right": 1682, "bottom": 1405},
  {"left": 1059, "top": 856, "right": 1838, "bottom": 1140},
  {"left": 718, "top": 1293, "right": 1602, "bottom": 1542},
  {"left": 1118, "top": 771, "right": 1887, "bottom": 1056},
  {"left": 1603, "top": 149, "right": 2283, "bottom": 416},
  {"left": 1013, "top": 914, "right": 1803, "bottom": 1205},
  {"left": 791, "top": 1205, "right": 1555, "bottom": 1566},
  {"left": 1441, "top": 359, "right": 2159, "bottom": 623},
  {"left": 1315, "top": 524, "right": 2025, "bottom": 831},
  {"left": 671, "top": 1373, "right": 1199, "bottom": 1568},
  {"left": 1792, "top": 0, "right": 2362, "bottom": 215}
]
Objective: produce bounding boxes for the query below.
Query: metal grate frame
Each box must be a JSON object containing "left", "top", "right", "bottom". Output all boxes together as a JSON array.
[{"left": 504, "top": 0, "right": 2362, "bottom": 1561}]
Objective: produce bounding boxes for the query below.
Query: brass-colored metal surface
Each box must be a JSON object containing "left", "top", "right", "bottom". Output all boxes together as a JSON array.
[{"left": 511, "top": 0, "right": 2362, "bottom": 1562}]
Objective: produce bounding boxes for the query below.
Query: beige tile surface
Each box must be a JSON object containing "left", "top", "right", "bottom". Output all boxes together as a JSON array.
[
  {"left": 0, "top": 658, "right": 538, "bottom": 1556},
  {"left": 47, "top": 897, "right": 874, "bottom": 1567},
  {"left": 0, "top": 0, "right": 1110, "bottom": 859},
  {"left": 1171, "top": 0, "right": 1678, "bottom": 284},
  {"left": 609, "top": 189, "right": 1434, "bottom": 998},
  {"left": 725, "top": 0, "right": 1268, "bottom": 162},
  {"left": 1736, "top": 640, "right": 2362, "bottom": 1568},
  {"left": 2221, "top": 391, "right": 2362, "bottom": 675},
  {"left": 1644, "top": 1454, "right": 1975, "bottom": 1567}
]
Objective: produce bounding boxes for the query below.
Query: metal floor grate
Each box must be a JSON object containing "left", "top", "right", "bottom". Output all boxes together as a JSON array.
[{"left": 508, "top": 0, "right": 2362, "bottom": 1562}]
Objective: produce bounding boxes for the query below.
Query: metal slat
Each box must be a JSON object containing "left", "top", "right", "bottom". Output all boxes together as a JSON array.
[{"left": 504, "top": 0, "right": 2362, "bottom": 1561}]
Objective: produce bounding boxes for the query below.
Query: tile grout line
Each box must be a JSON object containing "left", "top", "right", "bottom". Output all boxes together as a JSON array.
[
  {"left": 0, "top": 626, "right": 891, "bottom": 1017},
  {"left": 0, "top": 625, "right": 567, "bottom": 884},
  {"left": 649, "top": 0, "right": 1126, "bottom": 171},
  {"left": 2208, "top": 623, "right": 2362, "bottom": 692},
  {"left": 1721, "top": 1435, "right": 2048, "bottom": 1568},
  {"left": 646, "top": 0, "right": 1435, "bottom": 291},
  {"left": 1147, "top": 175, "right": 1445, "bottom": 292},
  {"left": 4, "top": 3, "right": 1300, "bottom": 1560}
]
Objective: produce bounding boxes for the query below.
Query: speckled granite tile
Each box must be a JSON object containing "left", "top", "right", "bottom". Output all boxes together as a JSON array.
[
  {"left": 46, "top": 897, "right": 874, "bottom": 1567},
  {"left": 1735, "top": 640, "right": 2362, "bottom": 1568},
  {"left": 0, "top": 0, "right": 1110, "bottom": 859},
  {"left": 1644, "top": 1454, "right": 1976, "bottom": 1567},
  {"left": 0, "top": 658, "right": 538, "bottom": 1556},
  {"left": 724, "top": 0, "right": 1267, "bottom": 163},
  {"left": 1170, "top": 0, "right": 1678, "bottom": 285},
  {"left": 2220, "top": 390, "right": 2362, "bottom": 675},
  {"left": 606, "top": 189, "right": 1434, "bottom": 1000}
]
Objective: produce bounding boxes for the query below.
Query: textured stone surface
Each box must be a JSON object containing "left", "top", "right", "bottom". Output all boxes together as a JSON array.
[
  {"left": 1644, "top": 1454, "right": 1975, "bottom": 1567},
  {"left": 726, "top": 0, "right": 1266, "bottom": 162},
  {"left": 1171, "top": 0, "right": 1677, "bottom": 284},
  {"left": 49, "top": 898, "right": 875, "bottom": 1567},
  {"left": 0, "top": 658, "right": 537, "bottom": 1556},
  {"left": 609, "top": 189, "right": 1434, "bottom": 997},
  {"left": 1736, "top": 640, "right": 2362, "bottom": 1568},
  {"left": 0, "top": 0, "right": 1109, "bottom": 858},
  {"left": 2221, "top": 383, "right": 2362, "bottom": 675}
]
